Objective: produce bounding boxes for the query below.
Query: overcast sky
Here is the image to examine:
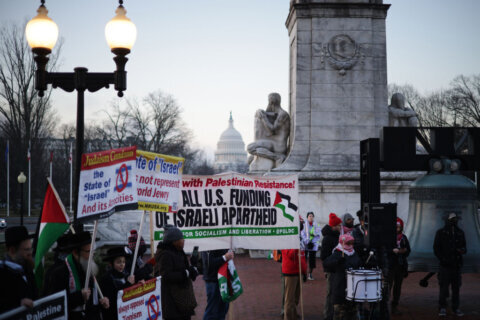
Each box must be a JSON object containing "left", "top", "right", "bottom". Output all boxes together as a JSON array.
[{"left": 1, "top": 0, "right": 479, "bottom": 159}]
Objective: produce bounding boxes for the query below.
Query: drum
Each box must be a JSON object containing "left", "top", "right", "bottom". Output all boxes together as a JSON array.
[{"left": 346, "top": 269, "right": 382, "bottom": 302}]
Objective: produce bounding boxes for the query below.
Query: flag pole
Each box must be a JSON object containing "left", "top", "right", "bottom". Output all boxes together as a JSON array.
[
  {"left": 6, "top": 140, "right": 9, "bottom": 217},
  {"left": 49, "top": 150, "right": 53, "bottom": 179},
  {"left": 28, "top": 141, "right": 31, "bottom": 217},
  {"left": 150, "top": 211, "right": 154, "bottom": 258},
  {"left": 298, "top": 246, "right": 305, "bottom": 320},
  {"left": 84, "top": 220, "right": 98, "bottom": 290},
  {"left": 69, "top": 142, "right": 73, "bottom": 214},
  {"left": 131, "top": 210, "right": 146, "bottom": 276}
]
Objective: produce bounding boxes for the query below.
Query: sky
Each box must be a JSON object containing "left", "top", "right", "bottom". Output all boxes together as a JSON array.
[{"left": 1, "top": 0, "right": 479, "bottom": 160}]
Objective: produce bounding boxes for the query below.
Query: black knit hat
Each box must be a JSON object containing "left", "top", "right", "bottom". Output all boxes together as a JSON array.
[
  {"left": 163, "top": 225, "right": 183, "bottom": 243},
  {"left": 5, "top": 226, "right": 33, "bottom": 247},
  {"left": 103, "top": 246, "right": 130, "bottom": 262}
]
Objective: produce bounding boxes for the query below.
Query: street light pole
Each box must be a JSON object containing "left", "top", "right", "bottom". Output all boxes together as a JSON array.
[
  {"left": 26, "top": 0, "right": 136, "bottom": 222},
  {"left": 17, "top": 172, "right": 27, "bottom": 226}
]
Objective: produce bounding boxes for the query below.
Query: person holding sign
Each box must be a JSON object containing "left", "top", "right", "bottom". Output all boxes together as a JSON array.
[
  {"left": 49, "top": 231, "right": 109, "bottom": 320},
  {"left": 0, "top": 226, "right": 37, "bottom": 313},
  {"left": 100, "top": 246, "right": 140, "bottom": 320},
  {"left": 154, "top": 225, "right": 199, "bottom": 320}
]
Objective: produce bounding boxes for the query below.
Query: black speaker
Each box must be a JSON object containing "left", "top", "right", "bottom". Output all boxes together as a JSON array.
[{"left": 363, "top": 203, "right": 397, "bottom": 248}]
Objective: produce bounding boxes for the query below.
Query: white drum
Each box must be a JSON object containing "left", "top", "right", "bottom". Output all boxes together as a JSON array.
[{"left": 346, "top": 269, "right": 382, "bottom": 302}]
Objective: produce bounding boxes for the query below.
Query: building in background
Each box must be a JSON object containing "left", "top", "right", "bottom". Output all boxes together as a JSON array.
[{"left": 214, "top": 112, "right": 248, "bottom": 173}]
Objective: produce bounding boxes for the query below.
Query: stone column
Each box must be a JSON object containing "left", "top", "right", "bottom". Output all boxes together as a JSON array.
[{"left": 278, "top": 0, "right": 390, "bottom": 177}]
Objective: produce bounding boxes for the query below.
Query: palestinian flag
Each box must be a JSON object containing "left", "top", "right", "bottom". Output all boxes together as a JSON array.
[
  {"left": 218, "top": 260, "right": 243, "bottom": 302},
  {"left": 273, "top": 192, "right": 297, "bottom": 222},
  {"left": 34, "top": 178, "right": 71, "bottom": 288}
]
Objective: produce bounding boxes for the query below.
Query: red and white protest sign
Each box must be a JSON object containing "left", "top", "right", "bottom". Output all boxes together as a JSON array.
[{"left": 117, "top": 277, "right": 161, "bottom": 320}]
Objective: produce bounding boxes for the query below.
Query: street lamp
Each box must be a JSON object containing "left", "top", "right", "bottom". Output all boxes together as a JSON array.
[
  {"left": 17, "top": 172, "right": 27, "bottom": 226},
  {"left": 25, "top": 0, "right": 136, "bottom": 221}
]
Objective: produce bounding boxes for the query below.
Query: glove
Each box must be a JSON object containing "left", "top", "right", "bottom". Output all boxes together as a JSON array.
[
  {"left": 190, "top": 255, "right": 198, "bottom": 267},
  {"left": 188, "top": 265, "right": 199, "bottom": 281},
  {"left": 307, "top": 242, "right": 314, "bottom": 250}
]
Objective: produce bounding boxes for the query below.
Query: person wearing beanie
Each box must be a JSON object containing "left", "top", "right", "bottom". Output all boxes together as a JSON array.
[
  {"left": 100, "top": 246, "right": 138, "bottom": 320},
  {"left": 434, "top": 213, "right": 466, "bottom": 317},
  {"left": 341, "top": 213, "right": 355, "bottom": 235},
  {"left": 323, "top": 234, "right": 362, "bottom": 320},
  {"left": 0, "top": 226, "right": 37, "bottom": 313},
  {"left": 125, "top": 229, "right": 152, "bottom": 281},
  {"left": 386, "top": 217, "right": 411, "bottom": 315},
  {"left": 320, "top": 213, "right": 342, "bottom": 320},
  {"left": 301, "top": 212, "right": 321, "bottom": 280},
  {"left": 154, "top": 225, "right": 198, "bottom": 320}
]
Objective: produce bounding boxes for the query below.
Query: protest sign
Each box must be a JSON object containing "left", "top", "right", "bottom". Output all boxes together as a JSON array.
[
  {"left": 0, "top": 290, "right": 67, "bottom": 320},
  {"left": 153, "top": 173, "right": 300, "bottom": 251},
  {"left": 136, "top": 150, "right": 184, "bottom": 212},
  {"left": 117, "top": 277, "right": 161, "bottom": 320},
  {"left": 76, "top": 146, "right": 138, "bottom": 222}
]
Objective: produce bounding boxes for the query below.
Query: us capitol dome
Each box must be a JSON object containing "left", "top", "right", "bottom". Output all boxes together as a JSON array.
[{"left": 214, "top": 112, "right": 248, "bottom": 173}]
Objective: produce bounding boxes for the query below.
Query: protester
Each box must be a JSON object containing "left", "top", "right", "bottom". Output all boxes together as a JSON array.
[
  {"left": 202, "top": 249, "right": 234, "bottom": 320},
  {"left": 320, "top": 213, "right": 342, "bottom": 320},
  {"left": 0, "top": 226, "right": 37, "bottom": 313},
  {"left": 386, "top": 217, "right": 411, "bottom": 315},
  {"left": 43, "top": 232, "right": 74, "bottom": 296},
  {"left": 126, "top": 229, "right": 153, "bottom": 281},
  {"left": 323, "top": 234, "right": 362, "bottom": 320},
  {"left": 49, "top": 231, "right": 109, "bottom": 320},
  {"left": 352, "top": 210, "right": 368, "bottom": 263},
  {"left": 281, "top": 246, "right": 307, "bottom": 320},
  {"left": 101, "top": 246, "right": 139, "bottom": 320},
  {"left": 302, "top": 211, "right": 321, "bottom": 280},
  {"left": 434, "top": 213, "right": 466, "bottom": 317},
  {"left": 155, "top": 225, "right": 198, "bottom": 320},
  {"left": 341, "top": 213, "right": 355, "bottom": 235}
]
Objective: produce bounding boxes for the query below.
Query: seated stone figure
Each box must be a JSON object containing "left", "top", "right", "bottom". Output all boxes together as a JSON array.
[
  {"left": 388, "top": 93, "right": 419, "bottom": 127},
  {"left": 247, "top": 93, "right": 290, "bottom": 171}
]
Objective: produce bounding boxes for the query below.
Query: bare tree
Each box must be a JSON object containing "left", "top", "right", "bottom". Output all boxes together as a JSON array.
[
  {"left": 0, "top": 22, "right": 61, "bottom": 204},
  {"left": 448, "top": 74, "right": 480, "bottom": 127}
]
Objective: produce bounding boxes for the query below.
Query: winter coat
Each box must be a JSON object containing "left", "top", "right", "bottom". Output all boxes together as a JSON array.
[
  {"left": 302, "top": 222, "right": 322, "bottom": 251},
  {"left": 0, "top": 256, "right": 38, "bottom": 313},
  {"left": 352, "top": 225, "right": 368, "bottom": 263},
  {"left": 281, "top": 249, "right": 307, "bottom": 276},
  {"left": 320, "top": 225, "right": 340, "bottom": 261},
  {"left": 390, "top": 233, "right": 411, "bottom": 272},
  {"left": 322, "top": 250, "right": 362, "bottom": 305},
  {"left": 100, "top": 269, "right": 133, "bottom": 320},
  {"left": 434, "top": 223, "right": 467, "bottom": 268},
  {"left": 201, "top": 249, "right": 228, "bottom": 282},
  {"left": 155, "top": 242, "right": 198, "bottom": 319}
]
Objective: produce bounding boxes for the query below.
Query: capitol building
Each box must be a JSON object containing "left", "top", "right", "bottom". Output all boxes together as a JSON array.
[{"left": 214, "top": 113, "right": 248, "bottom": 173}]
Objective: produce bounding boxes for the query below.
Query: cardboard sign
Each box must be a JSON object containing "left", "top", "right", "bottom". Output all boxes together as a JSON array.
[
  {"left": 117, "top": 277, "right": 161, "bottom": 320},
  {"left": 76, "top": 146, "right": 138, "bottom": 222},
  {"left": 136, "top": 150, "right": 184, "bottom": 212},
  {"left": 153, "top": 173, "right": 300, "bottom": 251}
]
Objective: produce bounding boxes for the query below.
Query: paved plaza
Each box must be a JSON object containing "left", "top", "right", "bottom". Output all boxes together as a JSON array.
[{"left": 191, "top": 254, "right": 480, "bottom": 320}]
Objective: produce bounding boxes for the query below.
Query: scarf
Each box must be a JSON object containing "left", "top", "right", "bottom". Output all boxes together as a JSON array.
[
  {"left": 396, "top": 233, "right": 403, "bottom": 248},
  {"left": 65, "top": 254, "right": 81, "bottom": 293},
  {"left": 342, "top": 225, "right": 353, "bottom": 235},
  {"left": 333, "top": 243, "right": 355, "bottom": 256}
]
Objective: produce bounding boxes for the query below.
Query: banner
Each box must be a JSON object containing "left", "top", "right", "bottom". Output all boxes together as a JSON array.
[
  {"left": 117, "top": 277, "right": 161, "bottom": 320},
  {"left": 76, "top": 146, "right": 138, "bottom": 222},
  {"left": 136, "top": 150, "right": 184, "bottom": 212},
  {"left": 0, "top": 290, "right": 67, "bottom": 320},
  {"left": 153, "top": 173, "right": 300, "bottom": 251}
]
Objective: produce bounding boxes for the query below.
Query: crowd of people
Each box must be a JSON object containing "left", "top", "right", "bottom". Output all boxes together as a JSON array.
[
  {"left": 0, "top": 210, "right": 467, "bottom": 320},
  {"left": 279, "top": 211, "right": 467, "bottom": 320}
]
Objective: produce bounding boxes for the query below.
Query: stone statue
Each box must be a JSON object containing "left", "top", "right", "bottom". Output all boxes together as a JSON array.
[
  {"left": 388, "top": 93, "right": 419, "bottom": 127},
  {"left": 247, "top": 93, "right": 290, "bottom": 171}
]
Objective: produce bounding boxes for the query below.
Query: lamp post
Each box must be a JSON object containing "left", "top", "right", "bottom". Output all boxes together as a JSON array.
[
  {"left": 25, "top": 0, "right": 136, "bottom": 221},
  {"left": 17, "top": 172, "right": 27, "bottom": 226}
]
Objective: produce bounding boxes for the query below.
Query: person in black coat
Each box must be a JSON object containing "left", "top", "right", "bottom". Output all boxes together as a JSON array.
[
  {"left": 352, "top": 210, "right": 369, "bottom": 263},
  {"left": 100, "top": 246, "right": 137, "bottom": 320},
  {"left": 433, "top": 212, "right": 466, "bottom": 317},
  {"left": 0, "top": 226, "right": 37, "bottom": 313},
  {"left": 323, "top": 234, "right": 362, "bottom": 320},
  {"left": 320, "top": 213, "right": 342, "bottom": 320},
  {"left": 154, "top": 225, "right": 198, "bottom": 320}
]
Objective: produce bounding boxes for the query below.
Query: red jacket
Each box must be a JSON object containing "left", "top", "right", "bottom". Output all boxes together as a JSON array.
[{"left": 281, "top": 249, "right": 307, "bottom": 276}]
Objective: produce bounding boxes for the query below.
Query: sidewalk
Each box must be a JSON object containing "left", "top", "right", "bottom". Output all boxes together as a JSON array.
[{"left": 191, "top": 254, "right": 480, "bottom": 320}]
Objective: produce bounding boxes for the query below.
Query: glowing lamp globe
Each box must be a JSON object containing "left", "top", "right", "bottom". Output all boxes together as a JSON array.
[
  {"left": 25, "top": 5, "right": 58, "bottom": 52},
  {"left": 105, "top": 5, "right": 136, "bottom": 52}
]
